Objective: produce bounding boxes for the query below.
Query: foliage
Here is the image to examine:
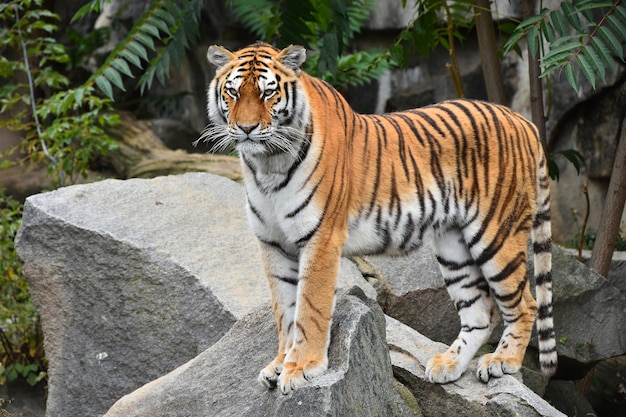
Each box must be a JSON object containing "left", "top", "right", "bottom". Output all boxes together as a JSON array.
[
  {"left": 0, "top": 0, "right": 119, "bottom": 185},
  {"left": 504, "top": 0, "right": 626, "bottom": 91},
  {"left": 229, "top": 0, "right": 392, "bottom": 88},
  {"left": 547, "top": 149, "right": 586, "bottom": 181},
  {"left": 73, "top": 0, "right": 204, "bottom": 98},
  {"left": 389, "top": 0, "right": 475, "bottom": 67},
  {"left": 569, "top": 229, "right": 626, "bottom": 250},
  {"left": 0, "top": 190, "right": 46, "bottom": 386}
]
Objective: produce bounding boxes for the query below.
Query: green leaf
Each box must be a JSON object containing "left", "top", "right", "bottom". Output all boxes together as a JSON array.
[
  {"left": 151, "top": 8, "right": 177, "bottom": 26},
  {"left": 111, "top": 58, "right": 134, "bottom": 78},
  {"left": 135, "top": 31, "right": 156, "bottom": 50},
  {"left": 94, "top": 75, "right": 114, "bottom": 99},
  {"left": 541, "top": 18, "right": 556, "bottom": 43},
  {"left": 119, "top": 48, "right": 143, "bottom": 68},
  {"left": 147, "top": 17, "right": 171, "bottom": 36},
  {"left": 576, "top": 53, "right": 596, "bottom": 88},
  {"left": 547, "top": 156, "right": 560, "bottom": 181},
  {"left": 565, "top": 62, "right": 579, "bottom": 91},
  {"left": 126, "top": 41, "right": 149, "bottom": 62},
  {"left": 590, "top": 35, "right": 617, "bottom": 73},
  {"left": 557, "top": 149, "right": 586, "bottom": 174},
  {"left": 71, "top": 0, "right": 107, "bottom": 23},
  {"left": 517, "top": 14, "right": 546, "bottom": 29},
  {"left": 582, "top": 46, "right": 605, "bottom": 84},
  {"left": 543, "top": 40, "right": 582, "bottom": 60},
  {"left": 598, "top": 26, "right": 624, "bottom": 61},
  {"left": 615, "top": 2, "right": 626, "bottom": 24},
  {"left": 607, "top": 13, "right": 626, "bottom": 45},
  {"left": 551, "top": 9, "right": 568, "bottom": 36},
  {"left": 74, "top": 87, "right": 85, "bottom": 104},
  {"left": 140, "top": 21, "right": 161, "bottom": 39},
  {"left": 103, "top": 67, "right": 126, "bottom": 91},
  {"left": 561, "top": 2, "right": 582, "bottom": 30}
]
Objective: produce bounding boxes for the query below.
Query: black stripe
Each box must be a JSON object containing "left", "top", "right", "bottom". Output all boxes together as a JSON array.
[
  {"left": 533, "top": 210, "right": 551, "bottom": 227},
  {"left": 456, "top": 293, "right": 482, "bottom": 310},
  {"left": 533, "top": 239, "right": 552, "bottom": 254},
  {"left": 258, "top": 238, "right": 298, "bottom": 262},
  {"left": 272, "top": 275, "right": 298, "bottom": 286},
  {"left": 248, "top": 199, "right": 265, "bottom": 224},
  {"left": 272, "top": 137, "right": 311, "bottom": 192},
  {"left": 538, "top": 328, "right": 556, "bottom": 341},
  {"left": 436, "top": 255, "right": 474, "bottom": 271},
  {"left": 537, "top": 304, "right": 553, "bottom": 319},
  {"left": 487, "top": 252, "right": 525, "bottom": 283},
  {"left": 536, "top": 271, "right": 552, "bottom": 286},
  {"left": 443, "top": 273, "right": 470, "bottom": 286},
  {"left": 285, "top": 179, "right": 321, "bottom": 218}
]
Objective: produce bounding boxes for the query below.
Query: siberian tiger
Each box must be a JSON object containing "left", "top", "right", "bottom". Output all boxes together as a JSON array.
[{"left": 204, "top": 42, "right": 557, "bottom": 394}]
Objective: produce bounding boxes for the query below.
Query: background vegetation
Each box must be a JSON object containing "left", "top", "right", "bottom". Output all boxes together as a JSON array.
[{"left": 1, "top": 0, "right": 625, "bottom": 388}]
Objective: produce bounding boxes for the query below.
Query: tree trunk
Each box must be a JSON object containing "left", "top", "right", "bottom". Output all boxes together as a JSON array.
[
  {"left": 589, "top": 119, "right": 626, "bottom": 276},
  {"left": 521, "top": 0, "right": 548, "bottom": 149},
  {"left": 473, "top": 0, "right": 506, "bottom": 105}
]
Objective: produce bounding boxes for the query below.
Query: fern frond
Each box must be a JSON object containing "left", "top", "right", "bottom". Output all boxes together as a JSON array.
[
  {"left": 80, "top": 0, "right": 203, "bottom": 99},
  {"left": 504, "top": 0, "right": 626, "bottom": 91}
]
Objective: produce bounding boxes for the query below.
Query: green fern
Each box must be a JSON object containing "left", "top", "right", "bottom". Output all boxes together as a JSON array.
[
  {"left": 75, "top": 0, "right": 203, "bottom": 99},
  {"left": 504, "top": 0, "right": 626, "bottom": 91}
]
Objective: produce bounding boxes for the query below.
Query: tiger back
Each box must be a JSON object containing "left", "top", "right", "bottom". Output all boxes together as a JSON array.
[{"left": 205, "top": 42, "right": 557, "bottom": 394}]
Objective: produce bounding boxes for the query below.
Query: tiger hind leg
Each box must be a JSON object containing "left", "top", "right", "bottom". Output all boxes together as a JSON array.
[
  {"left": 426, "top": 227, "right": 499, "bottom": 383},
  {"left": 472, "top": 232, "right": 538, "bottom": 382}
]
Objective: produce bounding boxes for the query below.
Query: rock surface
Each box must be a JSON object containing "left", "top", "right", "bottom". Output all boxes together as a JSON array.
[
  {"left": 104, "top": 287, "right": 408, "bottom": 417},
  {"left": 386, "top": 316, "right": 566, "bottom": 417},
  {"left": 15, "top": 173, "right": 612, "bottom": 417},
  {"left": 14, "top": 173, "right": 373, "bottom": 417}
]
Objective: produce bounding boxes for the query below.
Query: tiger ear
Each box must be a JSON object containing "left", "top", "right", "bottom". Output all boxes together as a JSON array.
[
  {"left": 207, "top": 45, "right": 235, "bottom": 68},
  {"left": 278, "top": 45, "right": 306, "bottom": 71}
]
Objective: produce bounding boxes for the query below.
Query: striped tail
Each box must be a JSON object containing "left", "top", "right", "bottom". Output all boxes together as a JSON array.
[{"left": 532, "top": 155, "right": 557, "bottom": 378}]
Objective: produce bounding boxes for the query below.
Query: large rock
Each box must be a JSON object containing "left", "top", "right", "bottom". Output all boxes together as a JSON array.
[
  {"left": 103, "top": 287, "right": 409, "bottom": 417},
  {"left": 15, "top": 173, "right": 373, "bottom": 417},
  {"left": 386, "top": 316, "right": 566, "bottom": 417},
  {"left": 362, "top": 243, "right": 626, "bottom": 371}
]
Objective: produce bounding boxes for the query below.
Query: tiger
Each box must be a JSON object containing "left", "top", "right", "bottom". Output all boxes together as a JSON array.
[{"left": 203, "top": 41, "right": 557, "bottom": 394}]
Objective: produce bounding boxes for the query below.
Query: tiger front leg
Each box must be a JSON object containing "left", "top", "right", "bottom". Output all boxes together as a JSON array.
[
  {"left": 277, "top": 242, "right": 341, "bottom": 394},
  {"left": 257, "top": 242, "right": 300, "bottom": 388}
]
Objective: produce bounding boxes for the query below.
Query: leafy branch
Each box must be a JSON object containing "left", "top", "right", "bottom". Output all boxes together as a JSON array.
[
  {"left": 504, "top": 0, "right": 626, "bottom": 91},
  {"left": 75, "top": 0, "right": 204, "bottom": 99}
]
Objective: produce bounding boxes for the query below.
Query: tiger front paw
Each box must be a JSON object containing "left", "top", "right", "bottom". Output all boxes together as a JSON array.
[
  {"left": 277, "top": 358, "right": 327, "bottom": 394},
  {"left": 425, "top": 353, "right": 465, "bottom": 384},
  {"left": 258, "top": 354, "right": 285, "bottom": 388}
]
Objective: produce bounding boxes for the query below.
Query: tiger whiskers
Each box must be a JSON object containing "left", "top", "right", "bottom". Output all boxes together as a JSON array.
[{"left": 194, "top": 124, "right": 234, "bottom": 154}]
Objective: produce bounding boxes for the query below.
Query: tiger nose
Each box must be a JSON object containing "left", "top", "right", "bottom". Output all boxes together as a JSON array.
[{"left": 238, "top": 123, "right": 259, "bottom": 134}]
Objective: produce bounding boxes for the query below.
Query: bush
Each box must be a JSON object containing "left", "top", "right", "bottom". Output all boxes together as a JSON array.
[{"left": 0, "top": 189, "right": 46, "bottom": 386}]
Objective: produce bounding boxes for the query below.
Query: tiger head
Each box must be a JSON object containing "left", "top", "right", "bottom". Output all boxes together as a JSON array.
[{"left": 205, "top": 42, "right": 309, "bottom": 157}]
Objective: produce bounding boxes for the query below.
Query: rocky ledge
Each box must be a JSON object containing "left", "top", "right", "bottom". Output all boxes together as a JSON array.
[{"left": 15, "top": 173, "right": 624, "bottom": 416}]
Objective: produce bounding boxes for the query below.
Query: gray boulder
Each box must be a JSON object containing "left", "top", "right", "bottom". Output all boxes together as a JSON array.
[
  {"left": 103, "top": 287, "right": 409, "bottom": 417},
  {"left": 15, "top": 173, "right": 373, "bottom": 417},
  {"left": 386, "top": 316, "right": 566, "bottom": 417}
]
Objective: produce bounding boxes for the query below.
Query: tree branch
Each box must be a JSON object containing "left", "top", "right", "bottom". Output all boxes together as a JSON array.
[
  {"left": 521, "top": 0, "right": 547, "bottom": 149},
  {"left": 473, "top": 0, "right": 506, "bottom": 104}
]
